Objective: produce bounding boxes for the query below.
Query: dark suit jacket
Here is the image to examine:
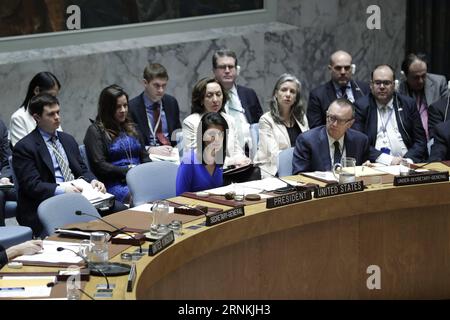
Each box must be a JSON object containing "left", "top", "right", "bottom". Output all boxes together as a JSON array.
[
  {"left": 236, "top": 85, "right": 263, "bottom": 124},
  {"left": 13, "top": 129, "right": 96, "bottom": 235},
  {"left": 399, "top": 73, "right": 448, "bottom": 106},
  {"left": 428, "top": 96, "right": 450, "bottom": 138},
  {"left": 353, "top": 93, "right": 428, "bottom": 163},
  {"left": 0, "top": 244, "right": 7, "bottom": 268},
  {"left": 128, "top": 92, "right": 182, "bottom": 147},
  {"left": 429, "top": 121, "right": 450, "bottom": 162},
  {"left": 292, "top": 126, "right": 370, "bottom": 174},
  {"left": 0, "top": 119, "right": 12, "bottom": 179},
  {"left": 307, "top": 80, "right": 369, "bottom": 129}
]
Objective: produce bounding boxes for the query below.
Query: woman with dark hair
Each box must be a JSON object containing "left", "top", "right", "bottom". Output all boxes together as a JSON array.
[
  {"left": 10, "top": 71, "right": 61, "bottom": 146},
  {"left": 255, "top": 73, "right": 309, "bottom": 178},
  {"left": 182, "top": 76, "right": 250, "bottom": 169},
  {"left": 176, "top": 112, "right": 228, "bottom": 195},
  {"left": 83, "top": 85, "right": 150, "bottom": 204}
]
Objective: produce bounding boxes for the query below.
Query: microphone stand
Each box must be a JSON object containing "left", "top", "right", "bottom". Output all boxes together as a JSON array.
[
  {"left": 75, "top": 210, "right": 143, "bottom": 254},
  {"left": 56, "top": 247, "right": 110, "bottom": 290}
]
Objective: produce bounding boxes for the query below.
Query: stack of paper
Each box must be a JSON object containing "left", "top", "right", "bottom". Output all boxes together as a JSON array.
[
  {"left": 0, "top": 276, "right": 55, "bottom": 298},
  {"left": 13, "top": 240, "right": 84, "bottom": 265}
]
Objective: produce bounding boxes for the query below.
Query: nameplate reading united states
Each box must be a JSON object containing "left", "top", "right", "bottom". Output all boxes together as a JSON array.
[
  {"left": 314, "top": 181, "right": 364, "bottom": 199},
  {"left": 393, "top": 171, "right": 449, "bottom": 186},
  {"left": 266, "top": 190, "right": 312, "bottom": 209},
  {"left": 205, "top": 206, "right": 245, "bottom": 227},
  {"left": 148, "top": 231, "right": 175, "bottom": 256}
]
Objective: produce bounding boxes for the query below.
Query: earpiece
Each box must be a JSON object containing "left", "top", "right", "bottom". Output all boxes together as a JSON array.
[
  {"left": 447, "top": 80, "right": 450, "bottom": 91},
  {"left": 400, "top": 70, "right": 406, "bottom": 81},
  {"left": 351, "top": 64, "right": 356, "bottom": 75},
  {"left": 394, "top": 79, "right": 400, "bottom": 92},
  {"left": 236, "top": 65, "right": 241, "bottom": 76}
]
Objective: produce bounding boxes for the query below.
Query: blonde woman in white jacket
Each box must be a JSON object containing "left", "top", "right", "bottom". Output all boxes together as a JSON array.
[{"left": 255, "top": 74, "right": 309, "bottom": 178}]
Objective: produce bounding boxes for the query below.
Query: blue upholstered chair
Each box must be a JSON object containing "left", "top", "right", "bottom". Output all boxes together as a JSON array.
[
  {"left": 0, "top": 226, "right": 33, "bottom": 249},
  {"left": 79, "top": 144, "right": 93, "bottom": 172},
  {"left": 126, "top": 161, "right": 179, "bottom": 206},
  {"left": 277, "top": 147, "right": 294, "bottom": 177},
  {"left": 249, "top": 123, "right": 259, "bottom": 160},
  {"left": 37, "top": 193, "right": 101, "bottom": 238}
]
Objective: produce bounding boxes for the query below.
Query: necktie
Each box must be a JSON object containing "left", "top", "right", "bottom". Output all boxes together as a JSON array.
[
  {"left": 50, "top": 136, "right": 74, "bottom": 182},
  {"left": 416, "top": 95, "right": 429, "bottom": 140},
  {"left": 333, "top": 141, "right": 342, "bottom": 165},
  {"left": 340, "top": 87, "right": 348, "bottom": 99},
  {"left": 152, "top": 103, "right": 171, "bottom": 146}
]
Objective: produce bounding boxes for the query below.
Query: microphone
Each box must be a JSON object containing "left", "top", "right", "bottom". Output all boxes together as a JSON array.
[
  {"left": 75, "top": 210, "right": 143, "bottom": 254},
  {"left": 47, "top": 281, "right": 95, "bottom": 300},
  {"left": 57, "top": 246, "right": 110, "bottom": 290}
]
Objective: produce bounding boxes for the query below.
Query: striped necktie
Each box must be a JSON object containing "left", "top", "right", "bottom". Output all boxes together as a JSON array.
[{"left": 50, "top": 136, "right": 74, "bottom": 182}]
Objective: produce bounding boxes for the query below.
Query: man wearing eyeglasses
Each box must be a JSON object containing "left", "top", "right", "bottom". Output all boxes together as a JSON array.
[
  {"left": 307, "top": 50, "right": 369, "bottom": 129},
  {"left": 212, "top": 49, "right": 263, "bottom": 158},
  {"left": 353, "top": 64, "right": 427, "bottom": 165},
  {"left": 292, "top": 98, "right": 370, "bottom": 174}
]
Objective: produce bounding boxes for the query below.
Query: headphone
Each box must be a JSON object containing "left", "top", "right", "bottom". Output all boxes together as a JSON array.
[{"left": 348, "top": 64, "right": 367, "bottom": 96}]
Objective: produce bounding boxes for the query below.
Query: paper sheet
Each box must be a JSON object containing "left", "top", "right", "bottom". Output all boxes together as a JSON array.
[
  {"left": 13, "top": 240, "right": 83, "bottom": 264},
  {"left": 58, "top": 178, "right": 114, "bottom": 202},
  {"left": 0, "top": 276, "right": 56, "bottom": 298},
  {"left": 129, "top": 203, "right": 175, "bottom": 213}
]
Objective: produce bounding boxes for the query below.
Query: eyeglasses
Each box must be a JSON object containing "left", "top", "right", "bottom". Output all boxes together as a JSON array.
[
  {"left": 215, "top": 64, "right": 235, "bottom": 70},
  {"left": 326, "top": 114, "right": 353, "bottom": 125},
  {"left": 372, "top": 80, "right": 393, "bottom": 87}
]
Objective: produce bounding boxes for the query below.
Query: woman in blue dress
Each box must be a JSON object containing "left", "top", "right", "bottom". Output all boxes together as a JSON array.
[
  {"left": 84, "top": 85, "right": 150, "bottom": 204},
  {"left": 176, "top": 112, "right": 228, "bottom": 195}
]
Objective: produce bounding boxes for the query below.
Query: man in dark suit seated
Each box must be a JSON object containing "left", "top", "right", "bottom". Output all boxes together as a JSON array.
[
  {"left": 129, "top": 63, "right": 182, "bottom": 157},
  {"left": 307, "top": 50, "right": 369, "bottom": 129},
  {"left": 428, "top": 94, "right": 450, "bottom": 138},
  {"left": 0, "top": 118, "right": 15, "bottom": 226},
  {"left": 429, "top": 121, "right": 450, "bottom": 161},
  {"left": 12, "top": 94, "right": 123, "bottom": 236},
  {"left": 353, "top": 64, "right": 428, "bottom": 165},
  {"left": 398, "top": 53, "right": 448, "bottom": 141},
  {"left": 292, "top": 98, "right": 370, "bottom": 174},
  {"left": 212, "top": 49, "right": 263, "bottom": 158}
]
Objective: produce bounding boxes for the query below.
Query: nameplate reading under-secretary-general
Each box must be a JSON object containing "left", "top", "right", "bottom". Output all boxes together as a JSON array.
[
  {"left": 148, "top": 231, "right": 175, "bottom": 256},
  {"left": 314, "top": 181, "right": 364, "bottom": 199},
  {"left": 205, "top": 206, "right": 245, "bottom": 226},
  {"left": 394, "top": 171, "right": 449, "bottom": 186},
  {"left": 266, "top": 190, "right": 312, "bottom": 209}
]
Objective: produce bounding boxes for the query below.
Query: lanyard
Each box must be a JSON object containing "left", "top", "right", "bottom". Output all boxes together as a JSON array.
[
  {"left": 147, "top": 107, "right": 162, "bottom": 146},
  {"left": 378, "top": 107, "right": 394, "bottom": 133}
]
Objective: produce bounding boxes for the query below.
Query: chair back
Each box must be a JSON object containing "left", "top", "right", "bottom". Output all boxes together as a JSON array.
[
  {"left": 37, "top": 193, "right": 101, "bottom": 237},
  {"left": 126, "top": 161, "right": 179, "bottom": 206},
  {"left": 0, "top": 226, "right": 33, "bottom": 249},
  {"left": 277, "top": 147, "right": 294, "bottom": 177},
  {"left": 79, "top": 144, "right": 92, "bottom": 172}
]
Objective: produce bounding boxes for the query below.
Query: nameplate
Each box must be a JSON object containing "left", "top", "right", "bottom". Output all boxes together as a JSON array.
[
  {"left": 393, "top": 171, "right": 449, "bottom": 186},
  {"left": 314, "top": 181, "right": 364, "bottom": 199},
  {"left": 205, "top": 206, "right": 245, "bottom": 227},
  {"left": 266, "top": 190, "right": 312, "bottom": 209},
  {"left": 148, "top": 231, "right": 175, "bottom": 256}
]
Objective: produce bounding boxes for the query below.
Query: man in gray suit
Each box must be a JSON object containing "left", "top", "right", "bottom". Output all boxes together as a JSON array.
[{"left": 399, "top": 53, "right": 448, "bottom": 140}]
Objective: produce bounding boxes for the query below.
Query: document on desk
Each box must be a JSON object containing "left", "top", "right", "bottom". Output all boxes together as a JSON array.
[
  {"left": 129, "top": 203, "right": 175, "bottom": 213},
  {"left": 59, "top": 178, "right": 114, "bottom": 203},
  {"left": 150, "top": 148, "right": 180, "bottom": 164},
  {"left": 239, "top": 177, "right": 302, "bottom": 192},
  {"left": 374, "top": 165, "right": 429, "bottom": 176},
  {"left": 204, "top": 184, "right": 271, "bottom": 199},
  {"left": 0, "top": 276, "right": 55, "bottom": 298},
  {"left": 301, "top": 171, "right": 338, "bottom": 183},
  {"left": 13, "top": 240, "right": 83, "bottom": 265}
]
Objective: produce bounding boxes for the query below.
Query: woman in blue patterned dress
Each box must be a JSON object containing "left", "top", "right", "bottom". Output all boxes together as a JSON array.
[{"left": 84, "top": 85, "right": 150, "bottom": 204}]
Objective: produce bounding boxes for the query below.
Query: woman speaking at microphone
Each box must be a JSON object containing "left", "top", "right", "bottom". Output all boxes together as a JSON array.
[
  {"left": 176, "top": 112, "right": 228, "bottom": 195},
  {"left": 83, "top": 85, "right": 150, "bottom": 204}
]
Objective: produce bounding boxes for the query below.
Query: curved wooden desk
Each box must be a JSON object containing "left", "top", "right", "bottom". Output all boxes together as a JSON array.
[{"left": 122, "top": 179, "right": 450, "bottom": 299}]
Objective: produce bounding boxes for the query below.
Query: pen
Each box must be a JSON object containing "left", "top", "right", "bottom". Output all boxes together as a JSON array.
[{"left": 0, "top": 287, "right": 25, "bottom": 291}]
